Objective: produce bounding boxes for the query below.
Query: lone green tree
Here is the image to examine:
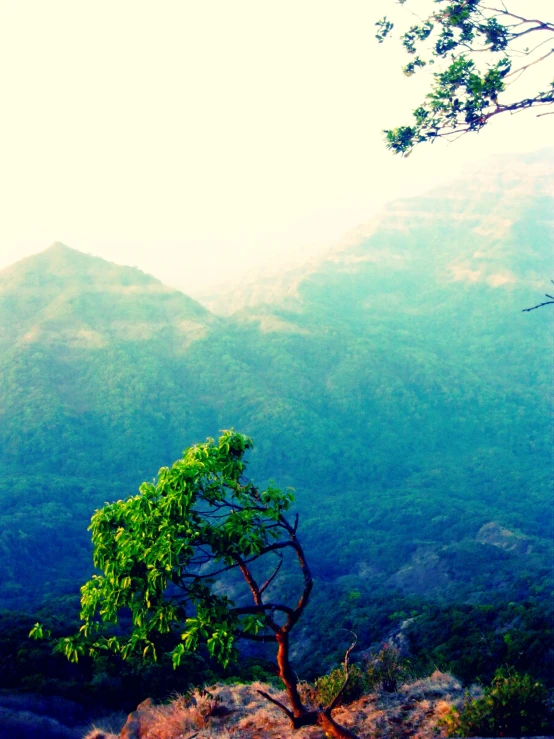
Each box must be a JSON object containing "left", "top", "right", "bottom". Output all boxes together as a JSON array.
[
  {"left": 45, "top": 431, "right": 359, "bottom": 739},
  {"left": 376, "top": 1, "right": 554, "bottom": 154}
]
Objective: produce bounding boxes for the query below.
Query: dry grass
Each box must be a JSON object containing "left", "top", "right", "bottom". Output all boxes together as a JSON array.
[{"left": 83, "top": 671, "right": 470, "bottom": 739}]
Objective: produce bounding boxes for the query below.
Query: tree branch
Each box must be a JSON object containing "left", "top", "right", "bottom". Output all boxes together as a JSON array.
[
  {"left": 522, "top": 282, "right": 554, "bottom": 312},
  {"left": 326, "top": 637, "right": 358, "bottom": 713},
  {"left": 234, "top": 555, "right": 263, "bottom": 605},
  {"left": 233, "top": 554, "right": 281, "bottom": 634},
  {"left": 505, "top": 48, "right": 554, "bottom": 81},
  {"left": 522, "top": 300, "right": 554, "bottom": 312},
  {"left": 259, "top": 557, "right": 283, "bottom": 595},
  {"left": 256, "top": 690, "right": 294, "bottom": 720},
  {"left": 273, "top": 524, "right": 313, "bottom": 633},
  {"left": 233, "top": 603, "right": 294, "bottom": 616},
  {"left": 481, "top": 6, "right": 554, "bottom": 30},
  {"left": 509, "top": 24, "right": 554, "bottom": 41},
  {"left": 178, "top": 539, "right": 295, "bottom": 582}
]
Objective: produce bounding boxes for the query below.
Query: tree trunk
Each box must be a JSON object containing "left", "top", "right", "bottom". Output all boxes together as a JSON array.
[
  {"left": 271, "top": 631, "right": 361, "bottom": 739},
  {"left": 316, "top": 710, "right": 360, "bottom": 739},
  {"left": 276, "top": 631, "right": 305, "bottom": 718}
]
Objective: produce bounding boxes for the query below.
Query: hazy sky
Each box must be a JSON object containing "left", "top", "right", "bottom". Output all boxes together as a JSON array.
[{"left": 0, "top": 1, "right": 552, "bottom": 296}]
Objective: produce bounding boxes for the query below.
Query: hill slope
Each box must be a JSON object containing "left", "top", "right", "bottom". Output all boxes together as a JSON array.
[{"left": 0, "top": 154, "right": 551, "bottom": 684}]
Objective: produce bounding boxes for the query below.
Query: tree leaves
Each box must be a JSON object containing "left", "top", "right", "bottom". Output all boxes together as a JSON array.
[
  {"left": 377, "top": 1, "right": 554, "bottom": 154},
  {"left": 45, "top": 430, "right": 295, "bottom": 672}
]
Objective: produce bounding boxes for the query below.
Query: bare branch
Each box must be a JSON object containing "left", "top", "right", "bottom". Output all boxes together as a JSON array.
[
  {"left": 256, "top": 690, "right": 294, "bottom": 720},
  {"left": 516, "top": 35, "right": 554, "bottom": 58},
  {"left": 178, "top": 539, "right": 296, "bottom": 583},
  {"left": 234, "top": 555, "right": 263, "bottom": 605},
  {"left": 282, "top": 535, "right": 313, "bottom": 632},
  {"left": 522, "top": 282, "right": 554, "bottom": 311},
  {"left": 259, "top": 557, "right": 283, "bottom": 595},
  {"left": 522, "top": 300, "right": 554, "bottom": 312},
  {"left": 505, "top": 49, "right": 554, "bottom": 81},
  {"left": 509, "top": 24, "right": 554, "bottom": 41},
  {"left": 326, "top": 637, "right": 358, "bottom": 713}
]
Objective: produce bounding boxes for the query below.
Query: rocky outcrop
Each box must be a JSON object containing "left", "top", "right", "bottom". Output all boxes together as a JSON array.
[
  {"left": 476, "top": 522, "right": 530, "bottom": 555},
  {"left": 82, "top": 673, "right": 471, "bottom": 739},
  {"left": 389, "top": 548, "right": 451, "bottom": 596}
]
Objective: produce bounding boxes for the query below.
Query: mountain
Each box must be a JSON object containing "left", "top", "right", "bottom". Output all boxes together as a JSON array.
[
  {"left": 0, "top": 241, "right": 215, "bottom": 348},
  {"left": 206, "top": 148, "right": 554, "bottom": 315},
  {"left": 0, "top": 244, "right": 225, "bottom": 605},
  {"left": 0, "top": 242, "right": 220, "bottom": 477},
  {"left": 0, "top": 153, "right": 552, "bottom": 684}
]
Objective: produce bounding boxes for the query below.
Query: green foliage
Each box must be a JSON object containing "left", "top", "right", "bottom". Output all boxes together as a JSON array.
[
  {"left": 404, "top": 597, "right": 554, "bottom": 686},
  {"left": 443, "top": 667, "right": 551, "bottom": 736},
  {"left": 312, "top": 644, "right": 410, "bottom": 708},
  {"left": 376, "top": 1, "right": 554, "bottom": 153},
  {"left": 313, "top": 664, "right": 366, "bottom": 707},
  {"left": 1, "top": 601, "right": 279, "bottom": 715},
  {"left": 366, "top": 644, "right": 409, "bottom": 693},
  {"left": 1, "top": 225, "right": 552, "bottom": 616},
  {"left": 29, "top": 622, "right": 50, "bottom": 640},
  {"left": 1, "top": 192, "right": 553, "bottom": 705},
  {"left": 50, "top": 431, "right": 294, "bottom": 670}
]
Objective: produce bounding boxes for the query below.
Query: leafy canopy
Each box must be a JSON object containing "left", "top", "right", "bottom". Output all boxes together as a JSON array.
[
  {"left": 48, "top": 431, "right": 295, "bottom": 669},
  {"left": 376, "top": 1, "right": 554, "bottom": 154}
]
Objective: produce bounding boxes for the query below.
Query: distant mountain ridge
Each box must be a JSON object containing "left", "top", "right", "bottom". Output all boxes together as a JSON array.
[{"left": 204, "top": 148, "right": 554, "bottom": 315}]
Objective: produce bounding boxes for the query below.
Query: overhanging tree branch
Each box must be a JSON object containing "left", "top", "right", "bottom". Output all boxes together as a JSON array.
[{"left": 377, "top": 0, "right": 554, "bottom": 154}]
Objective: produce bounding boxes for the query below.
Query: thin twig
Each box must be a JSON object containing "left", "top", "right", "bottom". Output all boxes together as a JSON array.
[
  {"left": 522, "top": 300, "right": 554, "bottom": 312},
  {"left": 481, "top": 5, "right": 554, "bottom": 29},
  {"left": 505, "top": 48, "right": 554, "bottom": 79},
  {"left": 522, "top": 282, "right": 554, "bottom": 312}
]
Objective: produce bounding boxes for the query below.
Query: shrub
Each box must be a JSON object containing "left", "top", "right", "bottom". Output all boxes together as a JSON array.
[
  {"left": 313, "top": 664, "right": 366, "bottom": 707},
  {"left": 366, "top": 644, "right": 409, "bottom": 693},
  {"left": 443, "top": 667, "right": 551, "bottom": 737}
]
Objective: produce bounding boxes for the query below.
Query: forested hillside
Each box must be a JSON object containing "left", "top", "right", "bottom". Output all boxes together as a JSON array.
[{"left": 0, "top": 150, "right": 552, "bottom": 687}]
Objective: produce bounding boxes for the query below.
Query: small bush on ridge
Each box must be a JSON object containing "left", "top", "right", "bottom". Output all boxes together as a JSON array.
[
  {"left": 366, "top": 644, "right": 409, "bottom": 693},
  {"left": 313, "top": 664, "right": 366, "bottom": 707},
  {"left": 442, "top": 667, "right": 551, "bottom": 737}
]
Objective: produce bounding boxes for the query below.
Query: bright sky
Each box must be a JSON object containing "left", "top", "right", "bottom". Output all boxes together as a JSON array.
[{"left": 0, "top": 1, "right": 552, "bottom": 297}]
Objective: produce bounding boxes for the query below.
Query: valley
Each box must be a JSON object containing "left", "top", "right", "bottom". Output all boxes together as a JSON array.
[{"left": 0, "top": 150, "right": 552, "bottom": 723}]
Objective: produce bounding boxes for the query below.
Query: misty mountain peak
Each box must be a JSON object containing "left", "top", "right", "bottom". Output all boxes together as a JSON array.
[
  {"left": 2, "top": 242, "right": 161, "bottom": 289},
  {"left": 45, "top": 241, "right": 74, "bottom": 252},
  {"left": 0, "top": 244, "right": 215, "bottom": 348}
]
